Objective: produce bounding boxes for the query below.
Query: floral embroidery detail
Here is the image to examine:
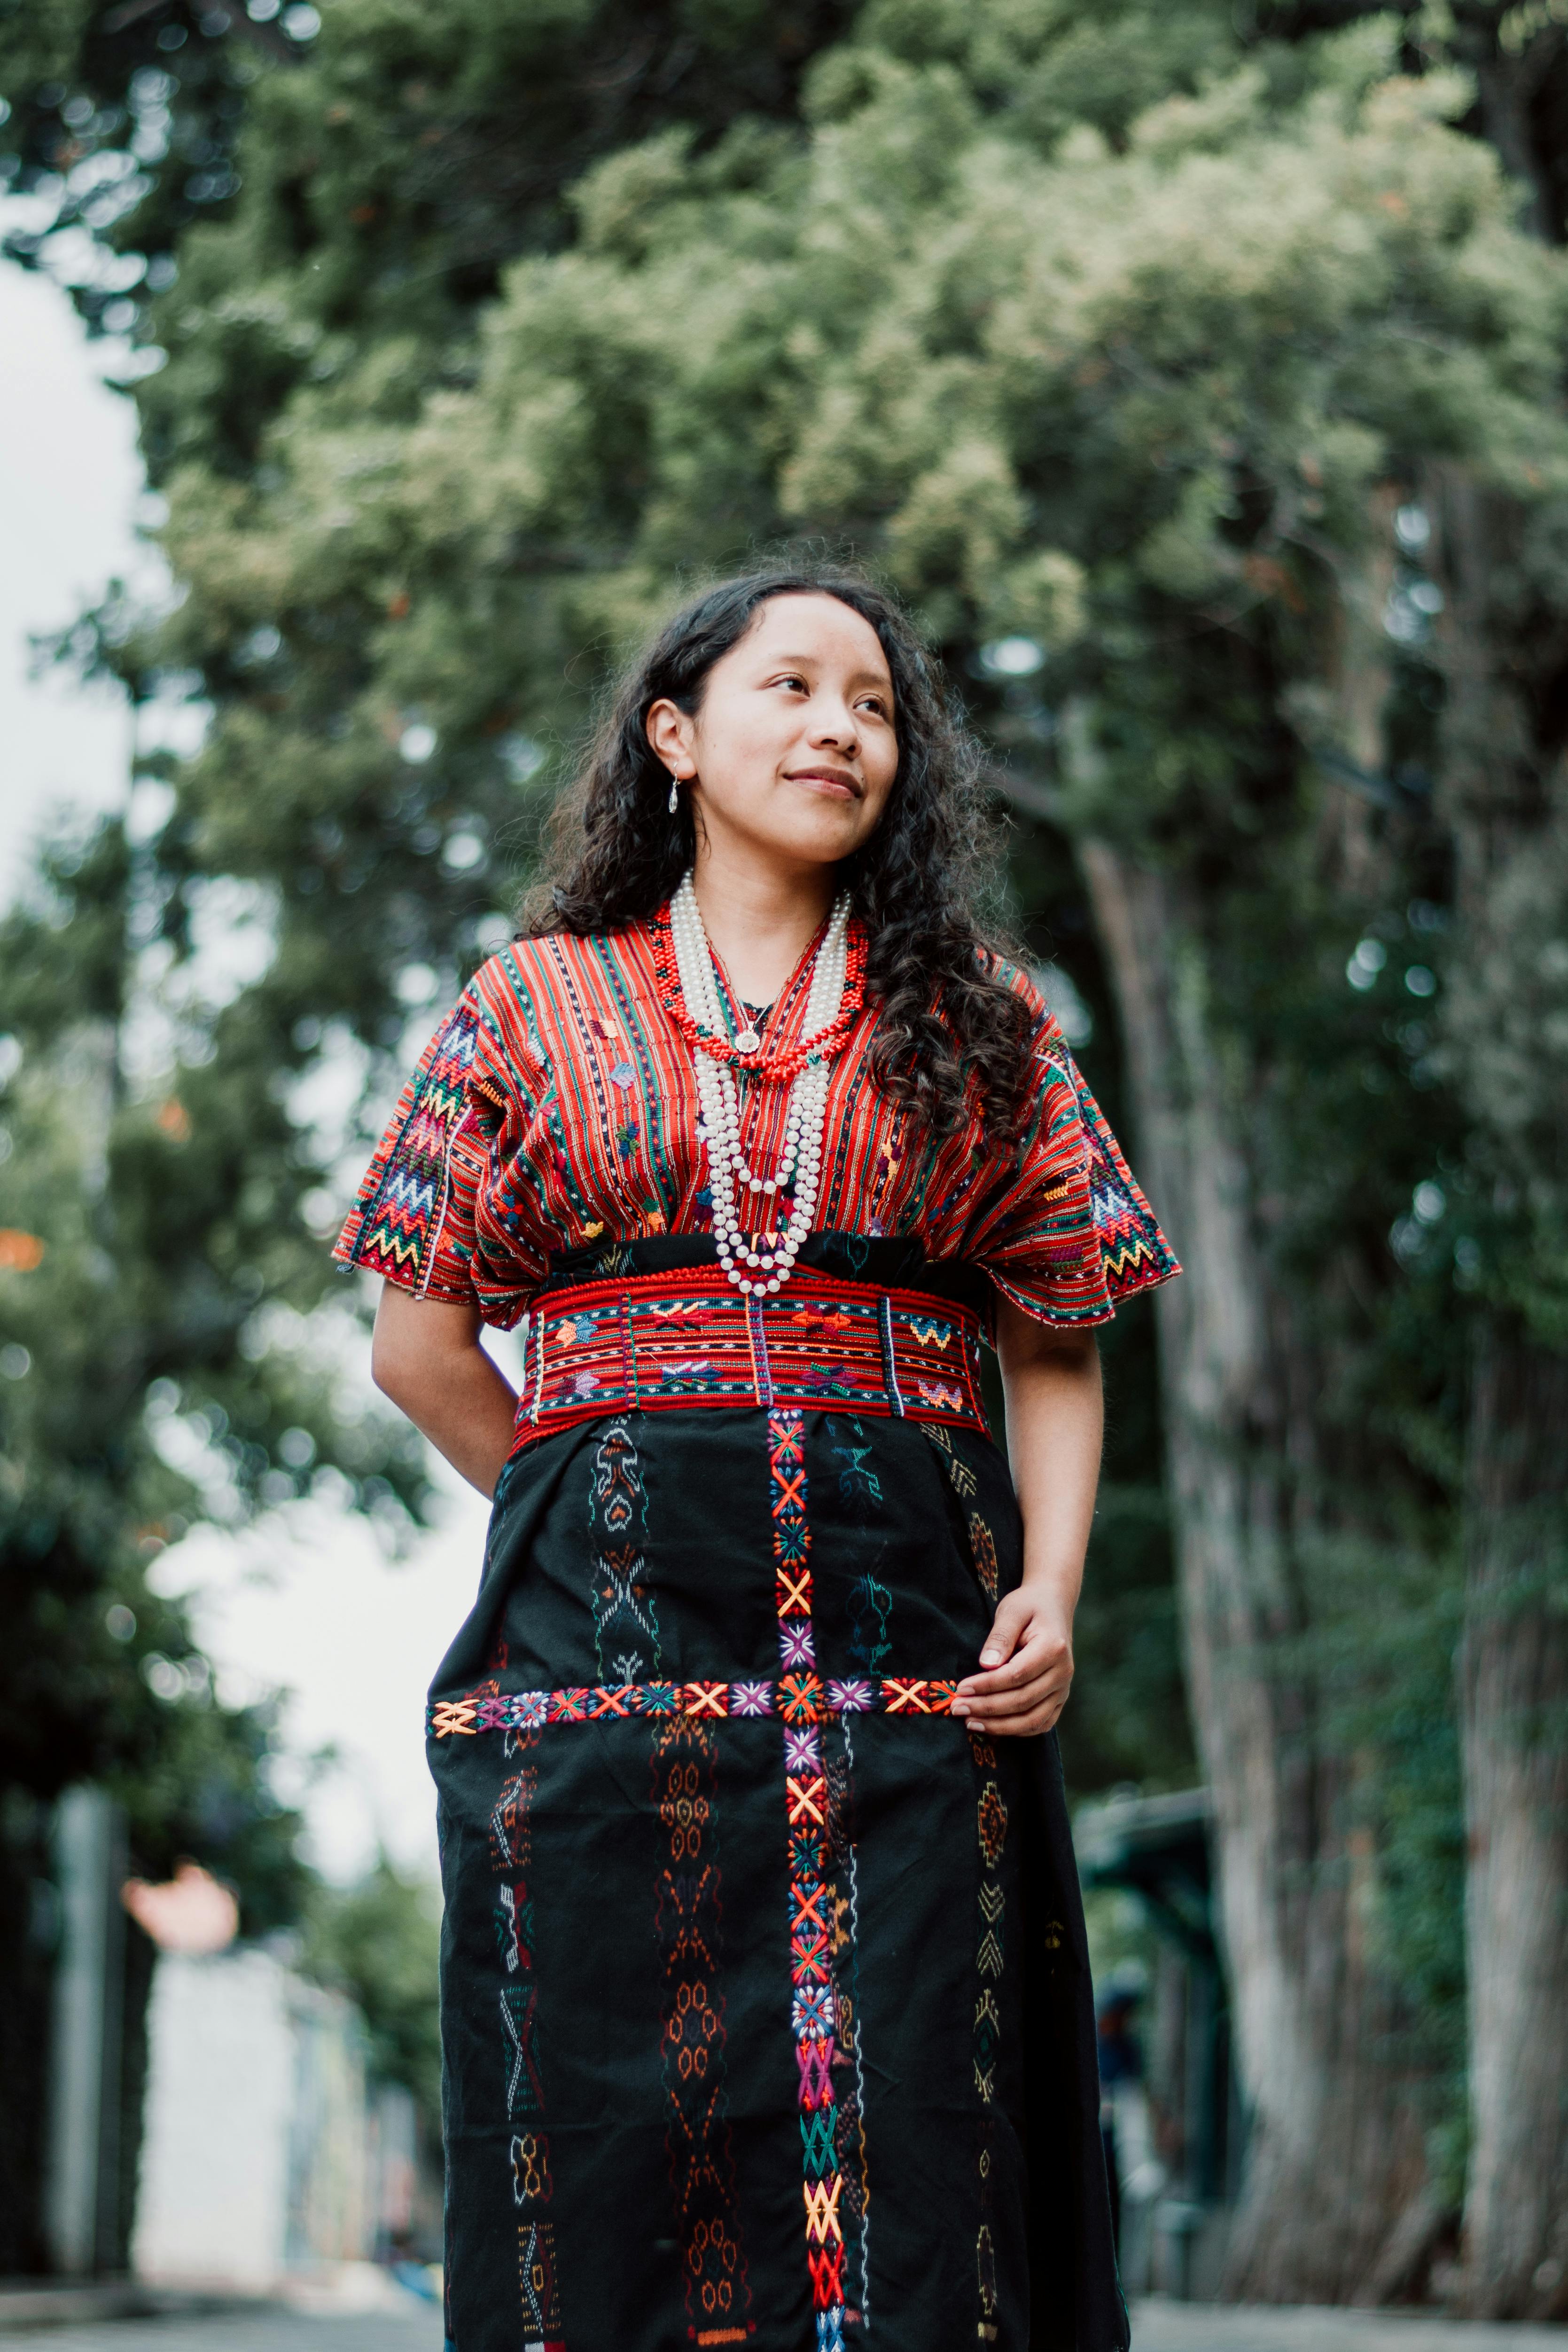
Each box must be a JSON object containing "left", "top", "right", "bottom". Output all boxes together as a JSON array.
[
  {"left": 652, "top": 1716, "right": 752, "bottom": 2344},
  {"left": 489, "top": 1723, "right": 565, "bottom": 2348},
  {"left": 968, "top": 1513, "right": 1000, "bottom": 1605},
  {"left": 588, "top": 1418, "right": 659, "bottom": 1683},
  {"left": 825, "top": 1679, "right": 874, "bottom": 1715},
  {"left": 970, "top": 1736, "right": 1009, "bottom": 2345},
  {"left": 429, "top": 1676, "right": 961, "bottom": 1737}
]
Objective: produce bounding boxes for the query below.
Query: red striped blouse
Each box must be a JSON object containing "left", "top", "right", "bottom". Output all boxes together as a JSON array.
[{"left": 334, "top": 910, "right": 1178, "bottom": 1331}]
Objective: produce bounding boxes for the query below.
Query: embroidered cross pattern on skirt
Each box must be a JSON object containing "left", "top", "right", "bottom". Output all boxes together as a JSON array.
[{"left": 432, "top": 1409, "right": 996, "bottom": 2348}]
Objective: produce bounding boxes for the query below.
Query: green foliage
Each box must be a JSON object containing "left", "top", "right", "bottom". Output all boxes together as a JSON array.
[
  {"left": 0, "top": 796, "right": 426, "bottom": 1942},
  {"left": 301, "top": 1855, "right": 442, "bottom": 2139},
  {"left": 6, "top": 0, "right": 1568, "bottom": 2223}
]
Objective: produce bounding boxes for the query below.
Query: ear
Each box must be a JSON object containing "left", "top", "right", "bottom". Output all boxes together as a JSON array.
[{"left": 646, "top": 698, "right": 695, "bottom": 776}]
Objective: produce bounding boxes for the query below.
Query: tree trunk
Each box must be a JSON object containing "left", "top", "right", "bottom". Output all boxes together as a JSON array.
[
  {"left": 1428, "top": 469, "right": 1568, "bottom": 2317},
  {"left": 1080, "top": 839, "right": 1432, "bottom": 2301},
  {"left": 1460, "top": 1334, "right": 1568, "bottom": 2318}
]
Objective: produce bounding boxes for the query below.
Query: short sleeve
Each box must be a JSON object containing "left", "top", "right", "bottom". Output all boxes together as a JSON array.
[
  {"left": 961, "top": 974, "right": 1179, "bottom": 1330},
  {"left": 333, "top": 990, "right": 489, "bottom": 1308}
]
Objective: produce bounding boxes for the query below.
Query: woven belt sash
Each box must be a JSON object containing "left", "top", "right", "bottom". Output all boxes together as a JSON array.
[{"left": 514, "top": 1263, "right": 988, "bottom": 1449}]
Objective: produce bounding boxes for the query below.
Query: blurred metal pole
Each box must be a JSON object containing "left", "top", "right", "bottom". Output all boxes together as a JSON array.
[{"left": 43, "top": 1787, "right": 126, "bottom": 2276}]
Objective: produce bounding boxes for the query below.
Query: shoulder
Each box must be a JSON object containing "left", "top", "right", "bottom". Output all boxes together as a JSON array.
[
  {"left": 463, "top": 925, "right": 657, "bottom": 1063},
  {"left": 477, "top": 923, "right": 655, "bottom": 999},
  {"left": 973, "top": 948, "right": 1070, "bottom": 1061}
]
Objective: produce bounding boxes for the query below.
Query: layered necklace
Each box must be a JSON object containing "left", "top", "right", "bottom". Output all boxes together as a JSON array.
[{"left": 658, "top": 871, "right": 866, "bottom": 1297}]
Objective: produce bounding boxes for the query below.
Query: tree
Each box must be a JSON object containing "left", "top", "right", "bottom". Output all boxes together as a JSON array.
[
  {"left": 1424, "top": 470, "right": 1568, "bottom": 2316},
  {"left": 7, "top": 0, "right": 1568, "bottom": 2306},
  {"left": 125, "top": 15, "right": 1563, "bottom": 2292}
]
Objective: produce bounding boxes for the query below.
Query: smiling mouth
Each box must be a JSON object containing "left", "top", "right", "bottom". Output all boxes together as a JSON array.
[{"left": 786, "top": 769, "right": 862, "bottom": 797}]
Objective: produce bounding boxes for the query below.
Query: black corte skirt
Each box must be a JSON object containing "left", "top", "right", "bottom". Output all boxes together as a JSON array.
[{"left": 428, "top": 1239, "right": 1126, "bottom": 2352}]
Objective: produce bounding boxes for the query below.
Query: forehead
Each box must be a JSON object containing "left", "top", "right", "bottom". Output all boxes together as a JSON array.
[{"left": 741, "top": 592, "right": 893, "bottom": 683}]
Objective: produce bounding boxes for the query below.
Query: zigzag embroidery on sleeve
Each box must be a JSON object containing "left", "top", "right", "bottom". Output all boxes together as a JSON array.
[{"left": 336, "top": 997, "right": 480, "bottom": 1293}]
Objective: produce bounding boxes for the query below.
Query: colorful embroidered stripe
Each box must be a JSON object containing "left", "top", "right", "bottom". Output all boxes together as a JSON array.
[
  {"left": 429, "top": 1674, "right": 966, "bottom": 1740},
  {"left": 769, "top": 1411, "right": 846, "bottom": 2352},
  {"left": 336, "top": 998, "right": 479, "bottom": 1293},
  {"left": 513, "top": 1267, "right": 987, "bottom": 1449}
]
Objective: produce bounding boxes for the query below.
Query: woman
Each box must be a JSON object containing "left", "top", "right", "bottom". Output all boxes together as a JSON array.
[{"left": 336, "top": 568, "right": 1178, "bottom": 2352}]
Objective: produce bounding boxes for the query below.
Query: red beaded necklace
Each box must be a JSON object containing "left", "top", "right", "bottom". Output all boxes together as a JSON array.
[{"left": 649, "top": 902, "right": 869, "bottom": 1081}]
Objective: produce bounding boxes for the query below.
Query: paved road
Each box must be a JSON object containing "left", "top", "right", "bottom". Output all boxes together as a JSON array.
[
  {"left": 8, "top": 2300, "right": 1568, "bottom": 2349},
  {"left": 0, "top": 2312, "right": 438, "bottom": 2350},
  {"left": 1134, "top": 2301, "right": 1568, "bottom": 2352}
]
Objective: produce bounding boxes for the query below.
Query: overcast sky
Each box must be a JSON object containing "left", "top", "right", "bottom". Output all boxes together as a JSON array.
[
  {"left": 1, "top": 260, "right": 482, "bottom": 1883},
  {"left": 1, "top": 264, "right": 142, "bottom": 897}
]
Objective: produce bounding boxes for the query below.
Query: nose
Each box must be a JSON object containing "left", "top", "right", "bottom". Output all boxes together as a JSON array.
[{"left": 810, "top": 694, "right": 859, "bottom": 759}]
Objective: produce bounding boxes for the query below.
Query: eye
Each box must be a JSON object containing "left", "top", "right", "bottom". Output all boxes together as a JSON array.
[{"left": 857, "top": 694, "right": 891, "bottom": 720}]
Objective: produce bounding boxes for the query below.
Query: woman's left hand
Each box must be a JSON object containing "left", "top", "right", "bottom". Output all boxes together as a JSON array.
[{"left": 951, "top": 1587, "right": 1075, "bottom": 1738}]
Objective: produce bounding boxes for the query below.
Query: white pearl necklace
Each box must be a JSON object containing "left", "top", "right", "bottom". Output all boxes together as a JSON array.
[{"left": 669, "top": 871, "right": 852, "bottom": 1297}]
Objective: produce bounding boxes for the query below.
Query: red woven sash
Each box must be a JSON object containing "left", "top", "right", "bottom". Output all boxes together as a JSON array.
[{"left": 514, "top": 1264, "right": 988, "bottom": 1450}]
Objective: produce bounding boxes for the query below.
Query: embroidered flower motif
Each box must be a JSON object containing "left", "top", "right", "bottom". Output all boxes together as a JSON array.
[
  {"left": 730, "top": 1680, "right": 773, "bottom": 1717},
  {"left": 792, "top": 1984, "right": 835, "bottom": 2033},
  {"left": 515, "top": 1691, "right": 550, "bottom": 1728},
  {"left": 784, "top": 1726, "right": 822, "bottom": 1772},
  {"left": 825, "top": 1678, "right": 874, "bottom": 1713},
  {"left": 610, "top": 1061, "right": 636, "bottom": 1088},
  {"left": 778, "top": 1621, "right": 816, "bottom": 1669},
  {"left": 778, "top": 1673, "right": 824, "bottom": 1723}
]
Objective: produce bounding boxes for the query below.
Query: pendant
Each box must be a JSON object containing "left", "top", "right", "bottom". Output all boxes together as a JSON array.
[{"left": 733, "top": 1027, "right": 761, "bottom": 1054}]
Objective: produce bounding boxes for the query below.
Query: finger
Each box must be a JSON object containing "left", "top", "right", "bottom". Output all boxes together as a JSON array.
[
  {"left": 981, "top": 1703, "right": 1061, "bottom": 1739},
  {"left": 968, "top": 1654, "right": 1073, "bottom": 1709},
  {"left": 963, "top": 1646, "right": 1066, "bottom": 1696},
  {"left": 966, "top": 1673, "right": 1071, "bottom": 1723},
  {"left": 954, "top": 1641, "right": 1070, "bottom": 1702},
  {"left": 976, "top": 1596, "right": 1033, "bottom": 1670},
  {"left": 970, "top": 1683, "right": 1071, "bottom": 1737}
]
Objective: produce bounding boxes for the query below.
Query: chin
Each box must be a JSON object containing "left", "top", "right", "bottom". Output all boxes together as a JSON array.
[{"left": 771, "top": 811, "right": 873, "bottom": 865}]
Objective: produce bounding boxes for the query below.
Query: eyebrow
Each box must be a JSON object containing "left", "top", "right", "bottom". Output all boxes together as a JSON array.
[{"left": 761, "top": 653, "right": 894, "bottom": 691}]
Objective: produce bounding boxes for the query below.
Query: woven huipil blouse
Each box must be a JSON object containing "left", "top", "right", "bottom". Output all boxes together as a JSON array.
[{"left": 333, "top": 912, "right": 1177, "bottom": 1327}]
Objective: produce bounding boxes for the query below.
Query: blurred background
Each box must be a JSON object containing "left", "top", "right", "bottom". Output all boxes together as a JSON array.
[{"left": 0, "top": 0, "right": 1566, "bottom": 2336}]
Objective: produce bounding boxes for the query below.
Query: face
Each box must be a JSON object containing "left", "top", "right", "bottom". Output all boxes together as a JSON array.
[{"left": 646, "top": 593, "right": 899, "bottom": 877}]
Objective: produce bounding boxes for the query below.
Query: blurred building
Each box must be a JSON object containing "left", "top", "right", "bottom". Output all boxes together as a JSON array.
[
  {"left": 38, "top": 1783, "right": 427, "bottom": 2292},
  {"left": 133, "top": 1947, "right": 383, "bottom": 2287},
  {"left": 1076, "top": 1787, "right": 1243, "bottom": 2300}
]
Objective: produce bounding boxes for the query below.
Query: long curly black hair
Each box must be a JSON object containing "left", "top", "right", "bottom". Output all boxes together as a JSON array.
[{"left": 522, "top": 564, "right": 1033, "bottom": 1140}]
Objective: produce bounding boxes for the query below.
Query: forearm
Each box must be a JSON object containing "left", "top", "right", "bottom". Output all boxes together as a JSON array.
[
  {"left": 1003, "top": 1318, "right": 1103, "bottom": 1614},
  {"left": 371, "top": 1284, "right": 519, "bottom": 1498},
  {"left": 952, "top": 1297, "right": 1102, "bottom": 1737}
]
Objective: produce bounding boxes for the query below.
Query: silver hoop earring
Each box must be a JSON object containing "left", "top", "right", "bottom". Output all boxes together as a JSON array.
[{"left": 667, "top": 774, "right": 680, "bottom": 815}]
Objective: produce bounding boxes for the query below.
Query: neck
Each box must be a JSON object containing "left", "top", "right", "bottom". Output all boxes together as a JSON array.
[{"left": 688, "top": 843, "right": 836, "bottom": 1006}]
